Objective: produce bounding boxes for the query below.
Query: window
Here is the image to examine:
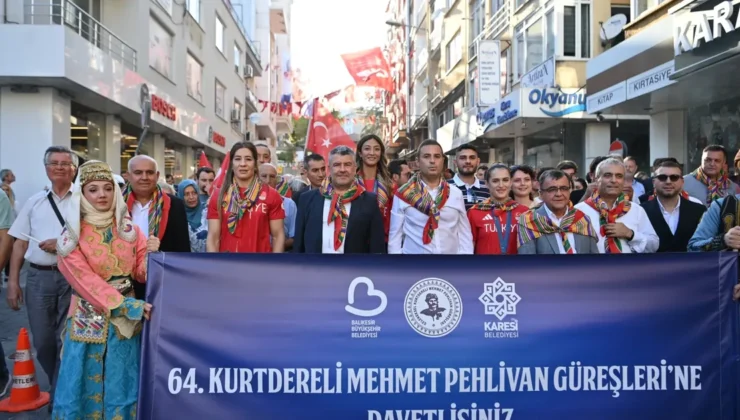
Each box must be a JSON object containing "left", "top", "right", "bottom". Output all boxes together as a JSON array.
[
  {"left": 514, "top": 8, "right": 556, "bottom": 80},
  {"left": 525, "top": 18, "right": 543, "bottom": 72},
  {"left": 232, "top": 100, "right": 242, "bottom": 132},
  {"left": 234, "top": 44, "right": 241, "bottom": 74},
  {"left": 546, "top": 10, "right": 555, "bottom": 59},
  {"left": 215, "top": 81, "right": 225, "bottom": 119},
  {"left": 215, "top": 16, "right": 225, "bottom": 53},
  {"left": 446, "top": 31, "right": 462, "bottom": 72},
  {"left": 186, "top": 0, "right": 200, "bottom": 22},
  {"left": 186, "top": 54, "right": 203, "bottom": 103},
  {"left": 632, "top": 0, "right": 665, "bottom": 20},
  {"left": 469, "top": 67, "right": 477, "bottom": 107},
  {"left": 563, "top": 1, "right": 591, "bottom": 58},
  {"left": 469, "top": 0, "right": 484, "bottom": 59},
  {"left": 515, "top": 0, "right": 527, "bottom": 8},
  {"left": 149, "top": 18, "right": 173, "bottom": 80}
]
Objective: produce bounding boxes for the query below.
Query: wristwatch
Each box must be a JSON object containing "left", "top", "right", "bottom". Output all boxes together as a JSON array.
[{"left": 627, "top": 229, "right": 635, "bottom": 241}]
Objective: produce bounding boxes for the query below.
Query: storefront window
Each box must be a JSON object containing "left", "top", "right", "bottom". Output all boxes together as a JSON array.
[
  {"left": 70, "top": 114, "right": 102, "bottom": 163},
  {"left": 612, "top": 120, "right": 650, "bottom": 173},
  {"left": 494, "top": 139, "right": 516, "bottom": 166},
  {"left": 523, "top": 124, "right": 564, "bottom": 169},
  {"left": 687, "top": 98, "right": 740, "bottom": 172}
]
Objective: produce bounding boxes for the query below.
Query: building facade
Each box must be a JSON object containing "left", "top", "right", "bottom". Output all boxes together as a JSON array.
[
  {"left": 0, "top": 0, "right": 266, "bottom": 205},
  {"left": 586, "top": 0, "right": 738, "bottom": 173},
  {"left": 388, "top": 0, "right": 651, "bottom": 174}
]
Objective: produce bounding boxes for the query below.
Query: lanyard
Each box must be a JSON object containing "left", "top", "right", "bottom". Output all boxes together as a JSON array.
[{"left": 492, "top": 209, "right": 513, "bottom": 255}]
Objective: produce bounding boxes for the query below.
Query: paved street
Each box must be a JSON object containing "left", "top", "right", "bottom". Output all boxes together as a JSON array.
[{"left": 0, "top": 268, "right": 52, "bottom": 420}]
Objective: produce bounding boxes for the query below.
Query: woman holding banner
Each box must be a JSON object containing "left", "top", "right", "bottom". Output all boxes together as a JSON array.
[{"left": 53, "top": 160, "right": 152, "bottom": 419}]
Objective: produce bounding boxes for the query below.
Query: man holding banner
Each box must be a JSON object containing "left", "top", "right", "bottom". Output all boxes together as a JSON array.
[
  {"left": 293, "top": 146, "right": 385, "bottom": 254},
  {"left": 389, "top": 140, "right": 473, "bottom": 254}
]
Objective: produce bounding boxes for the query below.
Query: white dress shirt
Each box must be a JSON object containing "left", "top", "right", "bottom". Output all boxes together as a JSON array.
[
  {"left": 575, "top": 200, "right": 659, "bottom": 253},
  {"left": 657, "top": 197, "right": 680, "bottom": 235},
  {"left": 388, "top": 181, "right": 473, "bottom": 254},
  {"left": 322, "top": 199, "right": 351, "bottom": 254},
  {"left": 543, "top": 204, "right": 577, "bottom": 254},
  {"left": 632, "top": 179, "right": 646, "bottom": 200},
  {"left": 8, "top": 189, "right": 73, "bottom": 265},
  {"left": 132, "top": 200, "right": 151, "bottom": 236}
]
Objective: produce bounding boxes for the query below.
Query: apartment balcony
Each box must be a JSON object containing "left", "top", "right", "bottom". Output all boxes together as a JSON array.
[
  {"left": 415, "top": 47, "right": 428, "bottom": 78},
  {"left": 429, "top": 16, "right": 443, "bottom": 58},
  {"left": 245, "top": 87, "right": 259, "bottom": 113},
  {"left": 22, "top": 0, "right": 137, "bottom": 70},
  {"left": 484, "top": 0, "right": 511, "bottom": 41},
  {"left": 269, "top": 4, "right": 288, "bottom": 35},
  {"left": 275, "top": 113, "right": 293, "bottom": 136},
  {"left": 255, "top": 108, "right": 277, "bottom": 141}
]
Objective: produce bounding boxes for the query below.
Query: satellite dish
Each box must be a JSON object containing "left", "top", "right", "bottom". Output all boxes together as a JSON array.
[{"left": 600, "top": 14, "right": 627, "bottom": 43}]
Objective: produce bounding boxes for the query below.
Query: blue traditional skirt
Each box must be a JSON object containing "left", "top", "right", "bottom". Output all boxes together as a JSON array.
[{"left": 52, "top": 318, "right": 140, "bottom": 419}]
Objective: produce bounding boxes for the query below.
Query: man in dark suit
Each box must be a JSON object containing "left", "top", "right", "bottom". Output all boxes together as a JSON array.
[
  {"left": 641, "top": 160, "right": 705, "bottom": 252},
  {"left": 292, "top": 154, "right": 326, "bottom": 207},
  {"left": 125, "top": 155, "right": 191, "bottom": 298},
  {"left": 294, "top": 146, "right": 386, "bottom": 254}
]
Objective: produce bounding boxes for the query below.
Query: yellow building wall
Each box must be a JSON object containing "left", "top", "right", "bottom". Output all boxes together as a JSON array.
[{"left": 440, "top": 0, "right": 468, "bottom": 96}]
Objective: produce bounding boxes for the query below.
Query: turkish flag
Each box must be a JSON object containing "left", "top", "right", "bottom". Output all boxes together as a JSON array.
[
  {"left": 341, "top": 47, "right": 393, "bottom": 91},
  {"left": 305, "top": 98, "right": 356, "bottom": 162},
  {"left": 212, "top": 153, "right": 231, "bottom": 189},
  {"left": 198, "top": 151, "right": 212, "bottom": 169}
]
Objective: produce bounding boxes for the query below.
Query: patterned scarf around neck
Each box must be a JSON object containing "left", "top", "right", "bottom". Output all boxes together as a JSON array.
[
  {"left": 124, "top": 184, "right": 170, "bottom": 241},
  {"left": 518, "top": 203, "right": 596, "bottom": 253},
  {"left": 395, "top": 173, "right": 450, "bottom": 244},
  {"left": 320, "top": 178, "right": 364, "bottom": 250},
  {"left": 585, "top": 192, "right": 631, "bottom": 253},
  {"left": 471, "top": 198, "right": 520, "bottom": 212},
  {"left": 692, "top": 167, "right": 730, "bottom": 204},
  {"left": 356, "top": 169, "right": 389, "bottom": 212},
  {"left": 276, "top": 176, "right": 292, "bottom": 198},
  {"left": 222, "top": 176, "right": 262, "bottom": 234}
]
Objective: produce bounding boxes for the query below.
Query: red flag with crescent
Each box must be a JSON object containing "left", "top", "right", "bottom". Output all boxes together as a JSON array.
[
  {"left": 305, "top": 98, "right": 356, "bottom": 162},
  {"left": 198, "top": 151, "right": 212, "bottom": 169},
  {"left": 340, "top": 47, "right": 393, "bottom": 91}
]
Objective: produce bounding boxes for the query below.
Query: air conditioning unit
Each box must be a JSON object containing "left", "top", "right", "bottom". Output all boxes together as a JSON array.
[
  {"left": 231, "top": 109, "right": 240, "bottom": 122},
  {"left": 244, "top": 65, "right": 254, "bottom": 78}
]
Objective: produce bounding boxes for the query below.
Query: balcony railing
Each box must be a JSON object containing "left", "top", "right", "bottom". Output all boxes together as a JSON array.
[
  {"left": 484, "top": 0, "right": 510, "bottom": 41},
  {"left": 430, "top": 16, "right": 443, "bottom": 53},
  {"left": 24, "top": 0, "right": 137, "bottom": 70},
  {"left": 223, "top": 0, "right": 262, "bottom": 70},
  {"left": 245, "top": 87, "right": 259, "bottom": 112}
]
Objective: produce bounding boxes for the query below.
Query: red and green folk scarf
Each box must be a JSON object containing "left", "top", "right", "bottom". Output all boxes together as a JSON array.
[
  {"left": 691, "top": 167, "right": 730, "bottom": 204},
  {"left": 356, "top": 169, "right": 389, "bottom": 213},
  {"left": 221, "top": 176, "right": 262, "bottom": 234},
  {"left": 320, "top": 179, "right": 365, "bottom": 250},
  {"left": 584, "top": 192, "right": 631, "bottom": 253},
  {"left": 471, "top": 198, "right": 520, "bottom": 212},
  {"left": 124, "top": 184, "right": 170, "bottom": 241},
  {"left": 276, "top": 176, "right": 292, "bottom": 198},
  {"left": 395, "top": 173, "right": 450, "bottom": 244},
  {"left": 518, "top": 203, "right": 596, "bottom": 254}
]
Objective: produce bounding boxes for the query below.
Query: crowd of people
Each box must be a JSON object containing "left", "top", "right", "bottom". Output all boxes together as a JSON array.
[{"left": 0, "top": 136, "right": 740, "bottom": 418}]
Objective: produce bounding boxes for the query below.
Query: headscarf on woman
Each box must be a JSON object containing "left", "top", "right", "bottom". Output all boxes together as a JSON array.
[
  {"left": 177, "top": 179, "right": 204, "bottom": 230},
  {"left": 57, "top": 160, "right": 136, "bottom": 257}
]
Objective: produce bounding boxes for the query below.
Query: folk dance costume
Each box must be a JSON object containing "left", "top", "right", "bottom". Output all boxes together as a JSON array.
[
  {"left": 53, "top": 161, "right": 148, "bottom": 420},
  {"left": 275, "top": 176, "right": 293, "bottom": 198},
  {"left": 467, "top": 199, "right": 528, "bottom": 255},
  {"left": 688, "top": 194, "right": 740, "bottom": 251},
  {"left": 388, "top": 174, "right": 473, "bottom": 254},
  {"left": 517, "top": 203, "right": 598, "bottom": 254},
  {"left": 575, "top": 192, "right": 659, "bottom": 254}
]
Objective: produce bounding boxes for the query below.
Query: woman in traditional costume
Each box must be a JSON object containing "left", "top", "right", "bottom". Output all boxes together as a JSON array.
[
  {"left": 355, "top": 134, "right": 393, "bottom": 239},
  {"left": 53, "top": 160, "right": 152, "bottom": 419}
]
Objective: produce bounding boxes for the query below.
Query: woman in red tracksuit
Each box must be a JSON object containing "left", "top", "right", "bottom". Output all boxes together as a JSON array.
[{"left": 467, "top": 164, "right": 530, "bottom": 255}]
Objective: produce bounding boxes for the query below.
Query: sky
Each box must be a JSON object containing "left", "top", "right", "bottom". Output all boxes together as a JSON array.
[{"left": 290, "top": 0, "right": 388, "bottom": 100}]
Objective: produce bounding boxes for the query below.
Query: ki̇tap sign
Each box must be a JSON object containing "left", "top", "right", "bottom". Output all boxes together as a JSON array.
[{"left": 674, "top": 1, "right": 740, "bottom": 56}]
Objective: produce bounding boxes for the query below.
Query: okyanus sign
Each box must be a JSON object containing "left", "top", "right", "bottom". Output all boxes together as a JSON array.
[
  {"left": 527, "top": 88, "right": 586, "bottom": 118},
  {"left": 139, "top": 253, "right": 740, "bottom": 420}
]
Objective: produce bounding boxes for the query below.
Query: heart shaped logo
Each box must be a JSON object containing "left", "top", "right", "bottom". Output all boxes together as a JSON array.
[{"left": 345, "top": 277, "right": 387, "bottom": 317}]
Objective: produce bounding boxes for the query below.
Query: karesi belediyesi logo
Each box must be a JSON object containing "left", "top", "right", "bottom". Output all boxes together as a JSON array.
[{"left": 479, "top": 277, "right": 521, "bottom": 339}]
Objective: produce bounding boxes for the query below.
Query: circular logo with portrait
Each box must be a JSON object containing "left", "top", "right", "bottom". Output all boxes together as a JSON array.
[{"left": 404, "top": 278, "right": 463, "bottom": 338}]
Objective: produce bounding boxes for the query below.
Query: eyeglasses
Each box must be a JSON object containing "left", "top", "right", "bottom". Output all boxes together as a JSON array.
[
  {"left": 653, "top": 174, "right": 681, "bottom": 182},
  {"left": 45, "top": 162, "right": 74, "bottom": 168},
  {"left": 541, "top": 186, "right": 571, "bottom": 194}
]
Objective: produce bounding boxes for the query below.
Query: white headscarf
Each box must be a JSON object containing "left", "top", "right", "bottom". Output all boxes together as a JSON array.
[{"left": 57, "top": 160, "right": 136, "bottom": 257}]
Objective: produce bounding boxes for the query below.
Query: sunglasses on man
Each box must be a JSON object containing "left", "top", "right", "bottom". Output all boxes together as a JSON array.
[{"left": 653, "top": 174, "right": 681, "bottom": 182}]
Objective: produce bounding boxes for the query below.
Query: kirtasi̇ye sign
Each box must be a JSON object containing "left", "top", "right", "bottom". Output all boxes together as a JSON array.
[
  {"left": 527, "top": 88, "right": 586, "bottom": 118},
  {"left": 138, "top": 252, "right": 739, "bottom": 419},
  {"left": 674, "top": 1, "right": 740, "bottom": 56}
]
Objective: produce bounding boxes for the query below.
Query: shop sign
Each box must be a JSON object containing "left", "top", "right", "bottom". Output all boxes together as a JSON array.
[
  {"left": 586, "top": 83, "right": 626, "bottom": 114},
  {"left": 151, "top": 94, "right": 177, "bottom": 121},
  {"left": 476, "top": 91, "right": 520, "bottom": 130},
  {"left": 212, "top": 131, "right": 226, "bottom": 147},
  {"left": 626, "top": 60, "right": 675, "bottom": 99},
  {"left": 520, "top": 57, "right": 554, "bottom": 88},
  {"left": 528, "top": 88, "right": 586, "bottom": 118},
  {"left": 477, "top": 40, "right": 501, "bottom": 106},
  {"left": 674, "top": 1, "right": 739, "bottom": 56}
]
